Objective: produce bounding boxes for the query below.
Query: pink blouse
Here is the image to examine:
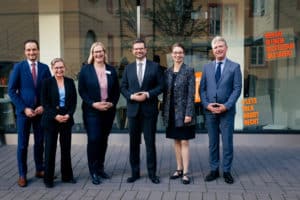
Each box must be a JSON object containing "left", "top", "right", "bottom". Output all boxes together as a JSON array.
[{"left": 94, "top": 66, "right": 108, "bottom": 101}]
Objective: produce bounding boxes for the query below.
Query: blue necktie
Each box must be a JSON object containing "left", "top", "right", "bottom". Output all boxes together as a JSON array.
[{"left": 215, "top": 62, "right": 222, "bottom": 83}]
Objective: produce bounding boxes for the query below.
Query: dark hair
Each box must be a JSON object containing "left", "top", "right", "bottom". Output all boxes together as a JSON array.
[
  {"left": 132, "top": 38, "right": 146, "bottom": 48},
  {"left": 153, "top": 55, "right": 160, "bottom": 63},
  {"left": 24, "top": 39, "right": 40, "bottom": 50},
  {"left": 171, "top": 43, "right": 185, "bottom": 53}
]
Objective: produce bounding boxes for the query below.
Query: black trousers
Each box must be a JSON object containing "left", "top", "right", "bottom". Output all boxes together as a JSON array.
[
  {"left": 83, "top": 110, "right": 115, "bottom": 176},
  {"left": 44, "top": 122, "right": 73, "bottom": 184},
  {"left": 128, "top": 111, "right": 158, "bottom": 178}
]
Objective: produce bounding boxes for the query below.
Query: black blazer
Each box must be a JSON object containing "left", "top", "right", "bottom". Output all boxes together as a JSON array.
[
  {"left": 41, "top": 76, "right": 77, "bottom": 129},
  {"left": 78, "top": 64, "right": 120, "bottom": 114},
  {"left": 120, "top": 60, "right": 164, "bottom": 117},
  {"left": 163, "top": 64, "right": 195, "bottom": 127}
]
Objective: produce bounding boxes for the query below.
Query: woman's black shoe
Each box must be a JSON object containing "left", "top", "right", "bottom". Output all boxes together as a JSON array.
[
  {"left": 170, "top": 170, "right": 183, "bottom": 179},
  {"left": 182, "top": 173, "right": 190, "bottom": 185},
  {"left": 91, "top": 174, "right": 101, "bottom": 185}
]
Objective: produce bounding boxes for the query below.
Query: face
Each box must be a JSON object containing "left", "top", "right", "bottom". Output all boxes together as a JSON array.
[
  {"left": 212, "top": 41, "right": 227, "bottom": 61},
  {"left": 132, "top": 42, "right": 147, "bottom": 60},
  {"left": 92, "top": 45, "right": 105, "bottom": 63},
  {"left": 171, "top": 46, "right": 184, "bottom": 64},
  {"left": 24, "top": 42, "right": 39, "bottom": 62},
  {"left": 52, "top": 61, "right": 65, "bottom": 78}
]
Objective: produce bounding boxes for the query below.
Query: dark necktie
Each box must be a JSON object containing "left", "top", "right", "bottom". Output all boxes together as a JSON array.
[
  {"left": 215, "top": 62, "right": 222, "bottom": 83},
  {"left": 31, "top": 63, "right": 37, "bottom": 86}
]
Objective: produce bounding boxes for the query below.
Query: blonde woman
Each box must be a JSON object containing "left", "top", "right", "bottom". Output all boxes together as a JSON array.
[{"left": 78, "top": 42, "right": 120, "bottom": 185}]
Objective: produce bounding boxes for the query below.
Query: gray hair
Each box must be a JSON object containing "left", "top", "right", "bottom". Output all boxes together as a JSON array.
[
  {"left": 211, "top": 36, "right": 228, "bottom": 48},
  {"left": 50, "top": 57, "right": 64, "bottom": 67}
]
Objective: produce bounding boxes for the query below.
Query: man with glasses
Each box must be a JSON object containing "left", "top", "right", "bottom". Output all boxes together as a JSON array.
[{"left": 121, "top": 39, "right": 164, "bottom": 184}]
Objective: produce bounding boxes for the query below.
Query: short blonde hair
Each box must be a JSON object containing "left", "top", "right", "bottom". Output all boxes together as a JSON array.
[{"left": 87, "top": 42, "right": 108, "bottom": 64}]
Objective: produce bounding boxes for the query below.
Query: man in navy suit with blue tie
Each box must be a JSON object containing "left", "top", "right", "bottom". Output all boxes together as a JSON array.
[
  {"left": 121, "top": 39, "right": 163, "bottom": 184},
  {"left": 200, "top": 36, "right": 242, "bottom": 184},
  {"left": 8, "top": 40, "right": 51, "bottom": 187}
]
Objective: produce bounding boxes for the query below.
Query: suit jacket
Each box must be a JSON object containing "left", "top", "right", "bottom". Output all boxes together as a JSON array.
[
  {"left": 200, "top": 58, "right": 242, "bottom": 114},
  {"left": 163, "top": 64, "right": 195, "bottom": 127},
  {"left": 120, "top": 60, "right": 164, "bottom": 118},
  {"left": 8, "top": 60, "right": 51, "bottom": 115},
  {"left": 78, "top": 64, "right": 120, "bottom": 114},
  {"left": 40, "top": 76, "right": 77, "bottom": 129}
]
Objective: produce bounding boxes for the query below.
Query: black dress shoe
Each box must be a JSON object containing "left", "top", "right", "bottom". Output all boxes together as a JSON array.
[
  {"left": 150, "top": 176, "right": 160, "bottom": 184},
  {"left": 44, "top": 182, "right": 54, "bottom": 188},
  {"left": 223, "top": 172, "right": 234, "bottom": 184},
  {"left": 98, "top": 171, "right": 110, "bottom": 179},
  {"left": 62, "top": 178, "right": 77, "bottom": 184},
  {"left": 204, "top": 170, "right": 220, "bottom": 182},
  {"left": 91, "top": 174, "right": 101, "bottom": 185},
  {"left": 127, "top": 175, "right": 140, "bottom": 183}
]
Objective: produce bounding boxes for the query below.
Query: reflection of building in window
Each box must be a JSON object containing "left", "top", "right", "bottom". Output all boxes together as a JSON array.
[
  {"left": 223, "top": 5, "right": 236, "bottom": 36},
  {"left": 84, "top": 30, "right": 96, "bottom": 63},
  {"left": 108, "top": 34, "right": 114, "bottom": 64},
  {"left": 106, "top": 0, "right": 113, "bottom": 14},
  {"left": 252, "top": 0, "right": 265, "bottom": 17},
  {"left": 251, "top": 46, "right": 264, "bottom": 65},
  {"left": 209, "top": 4, "right": 221, "bottom": 36}
]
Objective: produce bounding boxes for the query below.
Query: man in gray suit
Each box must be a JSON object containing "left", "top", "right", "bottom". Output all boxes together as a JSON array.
[{"left": 200, "top": 36, "right": 242, "bottom": 184}]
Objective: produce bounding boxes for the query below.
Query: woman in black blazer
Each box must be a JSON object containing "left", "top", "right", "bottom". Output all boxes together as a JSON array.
[
  {"left": 162, "top": 43, "right": 195, "bottom": 184},
  {"left": 41, "top": 58, "right": 77, "bottom": 188},
  {"left": 78, "top": 42, "right": 120, "bottom": 185}
]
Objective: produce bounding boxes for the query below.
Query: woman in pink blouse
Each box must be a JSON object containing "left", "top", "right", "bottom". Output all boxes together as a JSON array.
[{"left": 78, "top": 42, "right": 120, "bottom": 185}]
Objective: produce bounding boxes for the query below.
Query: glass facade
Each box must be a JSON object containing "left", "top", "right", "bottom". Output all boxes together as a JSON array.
[{"left": 1, "top": 0, "right": 300, "bottom": 133}]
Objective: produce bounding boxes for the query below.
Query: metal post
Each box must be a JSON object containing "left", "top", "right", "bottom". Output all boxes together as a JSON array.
[{"left": 136, "top": 0, "right": 141, "bottom": 38}]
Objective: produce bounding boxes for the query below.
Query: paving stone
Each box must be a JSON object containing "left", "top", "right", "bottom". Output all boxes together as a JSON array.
[{"left": 0, "top": 135, "right": 299, "bottom": 200}]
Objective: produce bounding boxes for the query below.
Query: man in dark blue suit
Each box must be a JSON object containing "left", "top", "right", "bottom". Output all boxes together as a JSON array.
[
  {"left": 8, "top": 39, "right": 51, "bottom": 187},
  {"left": 121, "top": 39, "right": 164, "bottom": 184},
  {"left": 200, "top": 36, "right": 242, "bottom": 184}
]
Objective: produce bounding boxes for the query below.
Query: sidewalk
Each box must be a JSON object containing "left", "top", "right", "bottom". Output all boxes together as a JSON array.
[{"left": 0, "top": 134, "right": 300, "bottom": 200}]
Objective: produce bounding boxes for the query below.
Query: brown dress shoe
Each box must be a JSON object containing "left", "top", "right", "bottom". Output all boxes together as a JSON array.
[
  {"left": 18, "top": 177, "right": 27, "bottom": 187},
  {"left": 35, "top": 171, "right": 45, "bottom": 178}
]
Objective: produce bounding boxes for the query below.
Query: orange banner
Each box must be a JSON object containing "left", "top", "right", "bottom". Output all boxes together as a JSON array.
[{"left": 194, "top": 72, "right": 202, "bottom": 103}]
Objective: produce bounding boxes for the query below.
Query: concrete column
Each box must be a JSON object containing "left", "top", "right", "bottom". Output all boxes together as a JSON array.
[{"left": 38, "top": 0, "right": 63, "bottom": 67}]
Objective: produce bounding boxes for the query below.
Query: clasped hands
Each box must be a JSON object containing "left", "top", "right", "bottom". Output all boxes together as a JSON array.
[
  {"left": 207, "top": 103, "right": 227, "bottom": 114},
  {"left": 24, "top": 106, "right": 43, "bottom": 118},
  {"left": 92, "top": 101, "right": 113, "bottom": 111},
  {"left": 131, "top": 91, "right": 148, "bottom": 102},
  {"left": 55, "top": 114, "right": 70, "bottom": 123}
]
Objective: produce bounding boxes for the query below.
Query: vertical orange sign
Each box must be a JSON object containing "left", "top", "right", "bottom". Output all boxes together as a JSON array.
[{"left": 195, "top": 72, "right": 202, "bottom": 103}]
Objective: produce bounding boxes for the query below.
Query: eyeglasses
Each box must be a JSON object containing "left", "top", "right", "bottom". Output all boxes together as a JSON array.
[
  {"left": 53, "top": 66, "right": 65, "bottom": 70},
  {"left": 93, "top": 50, "right": 104, "bottom": 54},
  {"left": 172, "top": 51, "right": 184, "bottom": 55},
  {"left": 133, "top": 48, "right": 145, "bottom": 51}
]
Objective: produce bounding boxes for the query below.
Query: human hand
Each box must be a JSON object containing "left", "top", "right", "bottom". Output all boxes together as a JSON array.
[
  {"left": 131, "top": 92, "right": 147, "bottom": 102},
  {"left": 24, "top": 108, "right": 36, "bottom": 118}
]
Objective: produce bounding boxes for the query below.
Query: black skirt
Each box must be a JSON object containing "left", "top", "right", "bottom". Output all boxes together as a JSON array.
[{"left": 166, "top": 72, "right": 195, "bottom": 140}]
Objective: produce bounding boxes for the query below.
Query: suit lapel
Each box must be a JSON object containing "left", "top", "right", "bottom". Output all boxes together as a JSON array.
[
  {"left": 50, "top": 77, "right": 60, "bottom": 104},
  {"left": 24, "top": 61, "right": 35, "bottom": 86}
]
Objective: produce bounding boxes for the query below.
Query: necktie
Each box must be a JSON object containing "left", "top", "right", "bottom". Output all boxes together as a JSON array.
[
  {"left": 137, "top": 63, "right": 143, "bottom": 86},
  {"left": 215, "top": 62, "right": 222, "bottom": 83},
  {"left": 31, "top": 62, "right": 37, "bottom": 86}
]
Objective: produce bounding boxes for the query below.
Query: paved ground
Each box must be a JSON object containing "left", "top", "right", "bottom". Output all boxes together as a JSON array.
[{"left": 0, "top": 134, "right": 300, "bottom": 200}]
